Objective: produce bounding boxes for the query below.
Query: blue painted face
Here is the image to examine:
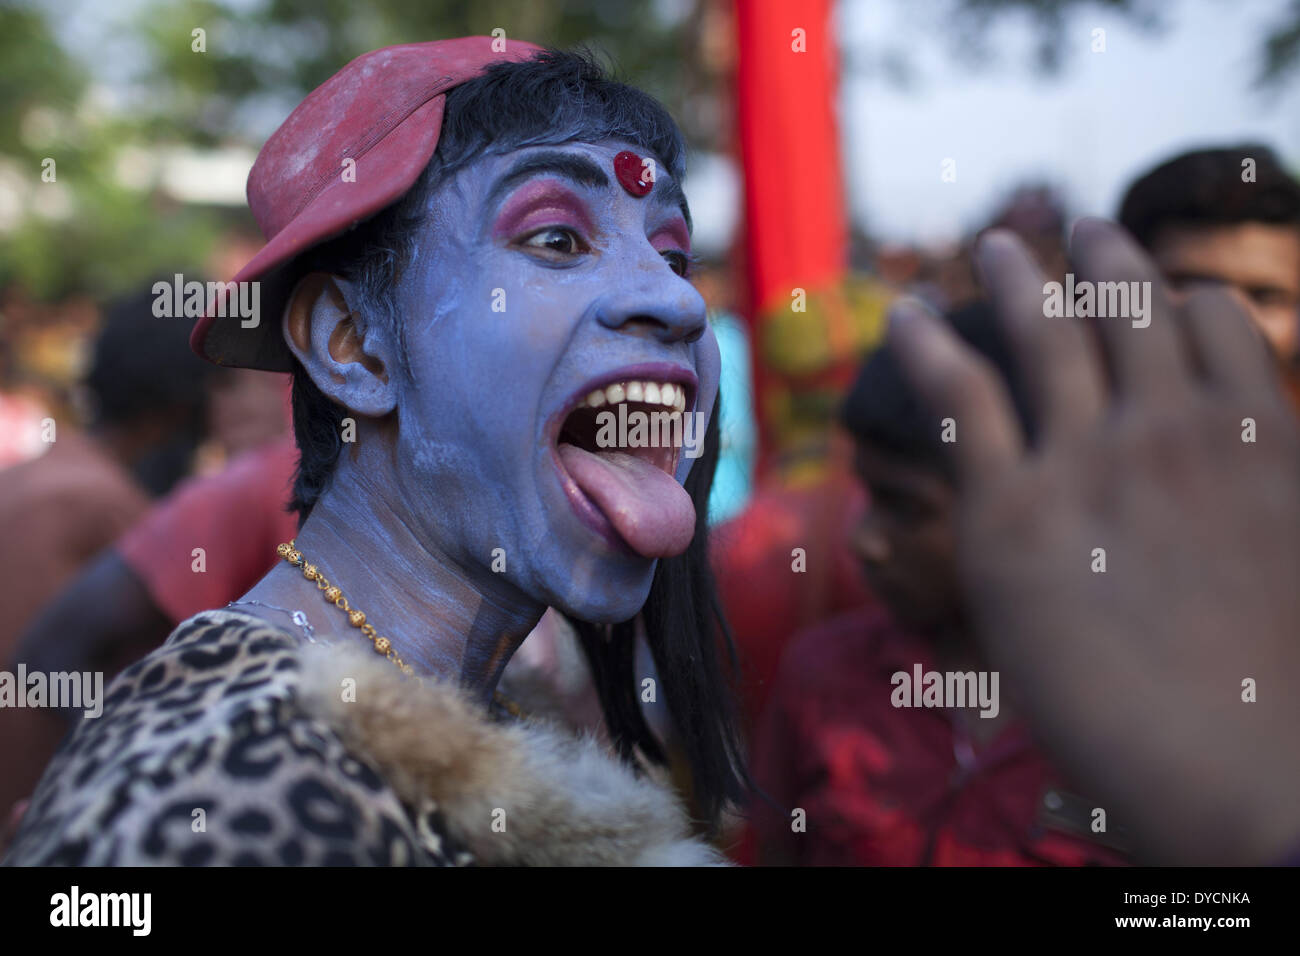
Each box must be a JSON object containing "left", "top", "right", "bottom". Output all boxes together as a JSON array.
[{"left": 386, "top": 139, "right": 720, "bottom": 623}]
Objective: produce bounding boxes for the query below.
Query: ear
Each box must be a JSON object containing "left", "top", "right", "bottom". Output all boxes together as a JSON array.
[{"left": 282, "top": 273, "right": 397, "bottom": 417}]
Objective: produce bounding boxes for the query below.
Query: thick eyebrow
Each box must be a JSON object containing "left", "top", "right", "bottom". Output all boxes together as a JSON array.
[
  {"left": 485, "top": 148, "right": 692, "bottom": 233},
  {"left": 1167, "top": 269, "right": 1296, "bottom": 297},
  {"left": 485, "top": 151, "right": 610, "bottom": 214}
]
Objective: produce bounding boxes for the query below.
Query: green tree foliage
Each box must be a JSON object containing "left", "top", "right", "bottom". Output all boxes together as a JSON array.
[{"left": 1, "top": 0, "right": 688, "bottom": 302}]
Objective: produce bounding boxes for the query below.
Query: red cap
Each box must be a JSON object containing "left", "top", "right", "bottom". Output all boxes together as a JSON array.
[{"left": 192, "top": 37, "right": 542, "bottom": 371}]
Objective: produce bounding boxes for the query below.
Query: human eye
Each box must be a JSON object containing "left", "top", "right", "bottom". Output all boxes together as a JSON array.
[
  {"left": 660, "top": 249, "right": 696, "bottom": 278},
  {"left": 519, "top": 226, "right": 587, "bottom": 261}
]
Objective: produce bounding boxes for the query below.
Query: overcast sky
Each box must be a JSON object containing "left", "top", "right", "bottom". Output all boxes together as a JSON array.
[{"left": 839, "top": 0, "right": 1300, "bottom": 245}]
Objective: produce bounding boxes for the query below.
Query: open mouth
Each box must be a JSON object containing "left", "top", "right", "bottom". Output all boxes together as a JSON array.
[{"left": 549, "top": 364, "right": 699, "bottom": 559}]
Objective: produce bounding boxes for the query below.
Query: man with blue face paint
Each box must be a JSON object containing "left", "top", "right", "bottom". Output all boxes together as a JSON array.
[{"left": 3, "top": 39, "right": 747, "bottom": 866}]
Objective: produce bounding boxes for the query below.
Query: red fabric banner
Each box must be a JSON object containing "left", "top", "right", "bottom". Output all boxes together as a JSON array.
[{"left": 734, "top": 0, "right": 847, "bottom": 318}]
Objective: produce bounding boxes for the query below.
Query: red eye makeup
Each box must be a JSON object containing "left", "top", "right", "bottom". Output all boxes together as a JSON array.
[{"left": 492, "top": 179, "right": 595, "bottom": 241}]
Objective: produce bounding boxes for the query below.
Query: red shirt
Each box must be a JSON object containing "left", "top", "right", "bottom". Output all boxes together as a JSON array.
[
  {"left": 118, "top": 437, "right": 299, "bottom": 624},
  {"left": 747, "top": 603, "right": 1128, "bottom": 866}
]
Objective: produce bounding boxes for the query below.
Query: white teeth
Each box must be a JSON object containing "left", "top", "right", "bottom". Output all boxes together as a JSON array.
[{"left": 580, "top": 379, "right": 690, "bottom": 411}]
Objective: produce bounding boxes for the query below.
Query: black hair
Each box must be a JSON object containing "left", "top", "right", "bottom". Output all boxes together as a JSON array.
[
  {"left": 841, "top": 300, "right": 1035, "bottom": 478},
  {"left": 283, "top": 48, "right": 751, "bottom": 828},
  {"left": 86, "top": 285, "right": 212, "bottom": 496},
  {"left": 88, "top": 285, "right": 211, "bottom": 428},
  {"left": 1118, "top": 144, "right": 1300, "bottom": 250},
  {"left": 570, "top": 393, "right": 751, "bottom": 830}
]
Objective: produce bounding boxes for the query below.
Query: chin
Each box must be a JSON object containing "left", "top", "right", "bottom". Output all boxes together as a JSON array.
[
  {"left": 869, "top": 583, "right": 928, "bottom": 633},
  {"left": 541, "top": 567, "right": 656, "bottom": 626}
]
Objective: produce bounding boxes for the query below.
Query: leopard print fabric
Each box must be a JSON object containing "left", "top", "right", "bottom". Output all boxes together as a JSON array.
[{"left": 2, "top": 610, "right": 475, "bottom": 866}]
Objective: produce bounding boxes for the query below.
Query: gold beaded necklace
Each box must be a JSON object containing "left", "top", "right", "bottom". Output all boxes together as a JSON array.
[{"left": 275, "top": 540, "right": 524, "bottom": 718}]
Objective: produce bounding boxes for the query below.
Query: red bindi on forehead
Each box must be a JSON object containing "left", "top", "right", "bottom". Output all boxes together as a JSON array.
[{"left": 614, "top": 150, "right": 655, "bottom": 197}]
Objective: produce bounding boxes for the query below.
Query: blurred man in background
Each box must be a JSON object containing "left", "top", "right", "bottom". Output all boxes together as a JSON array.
[
  {"left": 1118, "top": 144, "right": 1300, "bottom": 366},
  {"left": 0, "top": 285, "right": 210, "bottom": 651},
  {"left": 0, "top": 284, "right": 211, "bottom": 816},
  {"left": 750, "top": 303, "right": 1125, "bottom": 866}
]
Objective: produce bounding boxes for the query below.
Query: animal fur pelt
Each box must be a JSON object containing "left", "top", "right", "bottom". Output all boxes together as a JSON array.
[{"left": 295, "top": 641, "right": 728, "bottom": 866}]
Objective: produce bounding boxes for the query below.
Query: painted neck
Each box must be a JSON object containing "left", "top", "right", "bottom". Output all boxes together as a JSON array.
[{"left": 257, "top": 455, "right": 544, "bottom": 704}]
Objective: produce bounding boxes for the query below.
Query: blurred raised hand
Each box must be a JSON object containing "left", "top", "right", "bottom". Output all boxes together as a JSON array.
[{"left": 890, "top": 218, "right": 1300, "bottom": 865}]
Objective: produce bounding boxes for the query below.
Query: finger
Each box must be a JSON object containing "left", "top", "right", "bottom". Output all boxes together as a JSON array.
[
  {"left": 1181, "top": 285, "right": 1286, "bottom": 400},
  {"left": 1069, "top": 218, "right": 1187, "bottom": 400},
  {"left": 975, "top": 229, "right": 1107, "bottom": 439},
  {"left": 888, "top": 296, "right": 1024, "bottom": 487}
]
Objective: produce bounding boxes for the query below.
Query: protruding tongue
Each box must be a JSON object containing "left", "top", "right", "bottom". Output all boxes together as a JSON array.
[{"left": 558, "top": 443, "right": 696, "bottom": 557}]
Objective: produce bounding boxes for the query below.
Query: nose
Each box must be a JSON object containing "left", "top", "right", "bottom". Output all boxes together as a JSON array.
[
  {"left": 594, "top": 253, "right": 708, "bottom": 345},
  {"left": 852, "top": 514, "right": 891, "bottom": 566}
]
